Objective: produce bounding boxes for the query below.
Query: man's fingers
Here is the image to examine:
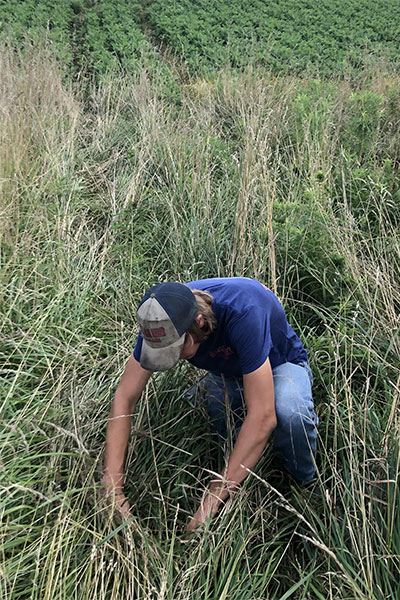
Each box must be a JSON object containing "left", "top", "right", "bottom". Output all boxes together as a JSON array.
[
  {"left": 100, "top": 485, "right": 132, "bottom": 519},
  {"left": 113, "top": 493, "right": 132, "bottom": 517}
]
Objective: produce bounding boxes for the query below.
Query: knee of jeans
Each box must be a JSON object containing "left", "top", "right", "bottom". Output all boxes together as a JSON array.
[
  {"left": 206, "top": 394, "right": 226, "bottom": 417},
  {"left": 273, "top": 364, "right": 312, "bottom": 401},
  {"left": 275, "top": 404, "right": 316, "bottom": 434}
]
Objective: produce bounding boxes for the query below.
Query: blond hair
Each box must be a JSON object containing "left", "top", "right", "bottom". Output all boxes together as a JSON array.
[{"left": 187, "top": 289, "right": 217, "bottom": 342}]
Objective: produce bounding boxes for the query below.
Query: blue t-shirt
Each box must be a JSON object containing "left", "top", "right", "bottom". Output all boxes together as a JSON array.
[{"left": 133, "top": 277, "right": 308, "bottom": 377}]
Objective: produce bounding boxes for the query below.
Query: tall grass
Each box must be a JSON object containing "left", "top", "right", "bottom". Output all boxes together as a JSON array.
[{"left": 1, "top": 44, "right": 399, "bottom": 599}]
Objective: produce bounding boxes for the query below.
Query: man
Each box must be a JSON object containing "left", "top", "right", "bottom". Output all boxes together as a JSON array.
[{"left": 102, "top": 278, "right": 318, "bottom": 530}]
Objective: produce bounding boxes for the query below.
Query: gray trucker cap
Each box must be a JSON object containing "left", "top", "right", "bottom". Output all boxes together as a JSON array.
[{"left": 136, "top": 282, "right": 198, "bottom": 371}]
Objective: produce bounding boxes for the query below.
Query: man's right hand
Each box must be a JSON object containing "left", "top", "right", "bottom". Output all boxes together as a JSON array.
[
  {"left": 110, "top": 490, "right": 132, "bottom": 520},
  {"left": 101, "top": 474, "right": 132, "bottom": 519}
]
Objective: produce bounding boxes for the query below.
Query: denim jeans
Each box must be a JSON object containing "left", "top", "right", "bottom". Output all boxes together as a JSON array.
[{"left": 186, "top": 362, "right": 318, "bottom": 482}]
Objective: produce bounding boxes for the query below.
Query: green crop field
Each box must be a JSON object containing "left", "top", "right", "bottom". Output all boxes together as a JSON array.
[
  {"left": 1, "top": 0, "right": 400, "bottom": 76},
  {"left": 146, "top": 0, "right": 400, "bottom": 74},
  {"left": 0, "top": 0, "right": 169, "bottom": 80},
  {"left": 1, "top": 2, "right": 400, "bottom": 599}
]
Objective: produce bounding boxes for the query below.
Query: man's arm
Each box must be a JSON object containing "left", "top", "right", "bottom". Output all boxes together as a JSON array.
[
  {"left": 102, "top": 355, "right": 152, "bottom": 512},
  {"left": 187, "top": 358, "right": 276, "bottom": 530}
]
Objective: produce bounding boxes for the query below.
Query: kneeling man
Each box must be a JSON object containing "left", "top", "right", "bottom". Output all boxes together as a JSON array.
[{"left": 103, "top": 277, "right": 318, "bottom": 530}]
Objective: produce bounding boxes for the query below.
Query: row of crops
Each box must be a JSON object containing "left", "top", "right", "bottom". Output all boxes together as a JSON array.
[
  {"left": 1, "top": 0, "right": 400, "bottom": 77},
  {"left": 0, "top": 0, "right": 149, "bottom": 75},
  {"left": 0, "top": 0, "right": 75, "bottom": 63},
  {"left": 146, "top": 0, "right": 400, "bottom": 74}
]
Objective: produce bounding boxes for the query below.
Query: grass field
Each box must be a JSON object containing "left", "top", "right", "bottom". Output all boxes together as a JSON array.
[{"left": 1, "top": 2, "right": 400, "bottom": 598}]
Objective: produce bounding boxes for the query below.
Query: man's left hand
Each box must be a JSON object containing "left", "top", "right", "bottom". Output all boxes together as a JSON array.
[
  {"left": 186, "top": 490, "right": 221, "bottom": 531},
  {"left": 186, "top": 483, "right": 231, "bottom": 531}
]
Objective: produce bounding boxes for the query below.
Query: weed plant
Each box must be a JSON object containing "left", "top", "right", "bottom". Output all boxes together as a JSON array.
[{"left": 1, "top": 43, "right": 399, "bottom": 599}]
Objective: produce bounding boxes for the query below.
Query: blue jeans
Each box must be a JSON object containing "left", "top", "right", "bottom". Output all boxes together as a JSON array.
[{"left": 187, "top": 362, "right": 318, "bottom": 483}]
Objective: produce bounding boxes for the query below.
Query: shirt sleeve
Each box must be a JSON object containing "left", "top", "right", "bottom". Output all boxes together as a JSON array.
[
  {"left": 227, "top": 307, "right": 272, "bottom": 374},
  {"left": 133, "top": 332, "right": 143, "bottom": 362}
]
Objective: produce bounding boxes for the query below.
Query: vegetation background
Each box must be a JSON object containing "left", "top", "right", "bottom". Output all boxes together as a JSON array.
[{"left": 1, "top": 1, "right": 399, "bottom": 598}]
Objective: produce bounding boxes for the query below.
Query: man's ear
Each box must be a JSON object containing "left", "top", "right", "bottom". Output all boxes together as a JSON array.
[{"left": 195, "top": 313, "right": 205, "bottom": 328}]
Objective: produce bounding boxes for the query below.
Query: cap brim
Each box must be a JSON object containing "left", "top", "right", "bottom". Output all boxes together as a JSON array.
[{"left": 139, "top": 333, "right": 185, "bottom": 372}]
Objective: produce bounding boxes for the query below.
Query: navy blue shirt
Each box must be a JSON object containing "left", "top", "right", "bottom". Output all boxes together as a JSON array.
[{"left": 133, "top": 277, "right": 308, "bottom": 377}]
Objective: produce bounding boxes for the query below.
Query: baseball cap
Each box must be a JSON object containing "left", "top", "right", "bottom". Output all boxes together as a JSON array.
[{"left": 136, "top": 282, "right": 198, "bottom": 371}]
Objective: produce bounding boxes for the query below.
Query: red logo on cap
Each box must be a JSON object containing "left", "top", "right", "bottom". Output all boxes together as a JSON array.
[{"left": 141, "top": 326, "right": 166, "bottom": 343}]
